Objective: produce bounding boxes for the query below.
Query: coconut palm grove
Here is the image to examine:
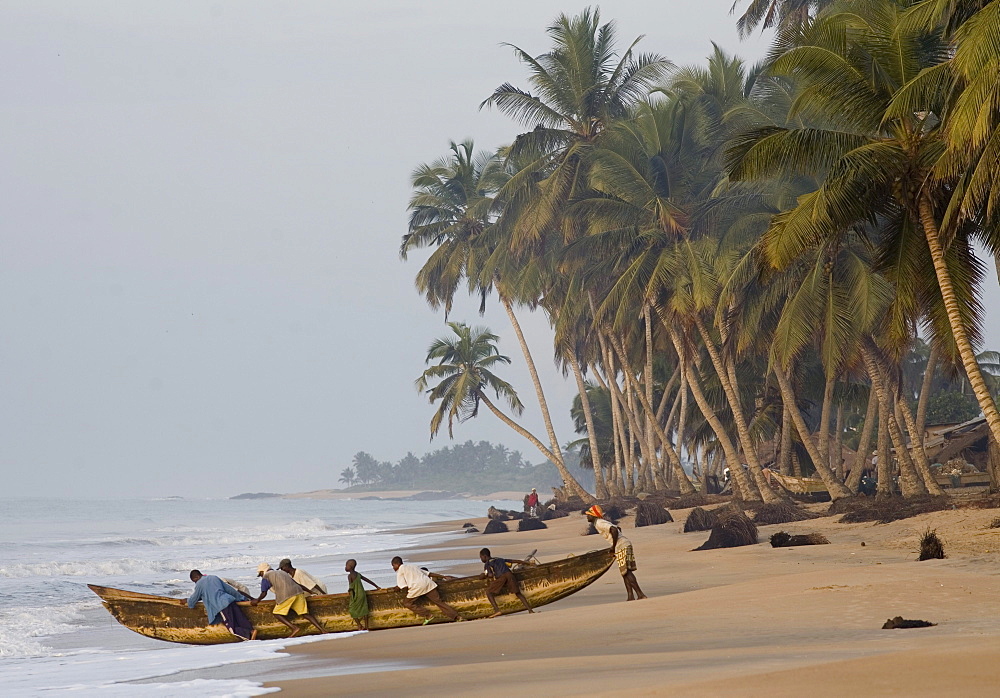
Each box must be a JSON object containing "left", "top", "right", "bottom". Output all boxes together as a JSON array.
[{"left": 405, "top": 1, "right": 1000, "bottom": 507}]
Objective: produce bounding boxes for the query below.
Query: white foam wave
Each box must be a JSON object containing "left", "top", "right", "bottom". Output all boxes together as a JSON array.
[
  {"left": 0, "top": 601, "right": 90, "bottom": 658},
  {"left": 0, "top": 554, "right": 264, "bottom": 579},
  {"left": 0, "top": 632, "right": 351, "bottom": 694}
]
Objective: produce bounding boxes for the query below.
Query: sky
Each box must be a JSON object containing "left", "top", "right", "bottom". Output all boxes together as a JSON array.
[{"left": 3, "top": 2, "right": 997, "bottom": 498}]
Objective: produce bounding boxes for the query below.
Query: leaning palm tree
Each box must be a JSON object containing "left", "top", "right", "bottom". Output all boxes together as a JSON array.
[{"left": 416, "top": 322, "right": 595, "bottom": 503}]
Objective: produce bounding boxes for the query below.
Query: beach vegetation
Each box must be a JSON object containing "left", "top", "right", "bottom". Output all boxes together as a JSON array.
[{"left": 404, "top": 2, "right": 1000, "bottom": 505}]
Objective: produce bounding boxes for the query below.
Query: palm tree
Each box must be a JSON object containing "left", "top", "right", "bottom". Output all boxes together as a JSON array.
[
  {"left": 338, "top": 468, "right": 356, "bottom": 487},
  {"left": 416, "top": 322, "right": 596, "bottom": 503}
]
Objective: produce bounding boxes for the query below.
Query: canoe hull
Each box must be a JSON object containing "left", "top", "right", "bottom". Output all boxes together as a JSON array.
[{"left": 88, "top": 548, "right": 614, "bottom": 644}]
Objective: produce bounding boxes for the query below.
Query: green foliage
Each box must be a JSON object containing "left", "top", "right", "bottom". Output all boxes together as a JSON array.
[
  {"left": 924, "top": 390, "right": 981, "bottom": 424},
  {"left": 338, "top": 441, "right": 592, "bottom": 494}
]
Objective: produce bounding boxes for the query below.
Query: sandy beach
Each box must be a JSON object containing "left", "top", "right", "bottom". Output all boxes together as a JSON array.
[{"left": 261, "top": 501, "right": 1000, "bottom": 697}]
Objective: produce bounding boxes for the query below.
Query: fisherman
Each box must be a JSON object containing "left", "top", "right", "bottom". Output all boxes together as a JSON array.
[
  {"left": 186, "top": 569, "right": 256, "bottom": 641},
  {"left": 584, "top": 505, "right": 647, "bottom": 601},
  {"left": 526, "top": 488, "right": 540, "bottom": 517},
  {"left": 278, "top": 558, "right": 328, "bottom": 594},
  {"left": 391, "top": 556, "right": 464, "bottom": 624},
  {"left": 251, "top": 563, "right": 328, "bottom": 637},
  {"left": 479, "top": 547, "right": 535, "bottom": 617},
  {"left": 345, "top": 558, "right": 380, "bottom": 631}
]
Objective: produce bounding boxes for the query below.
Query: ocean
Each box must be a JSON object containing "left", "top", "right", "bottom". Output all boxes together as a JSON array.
[{"left": 0, "top": 496, "right": 516, "bottom": 696}]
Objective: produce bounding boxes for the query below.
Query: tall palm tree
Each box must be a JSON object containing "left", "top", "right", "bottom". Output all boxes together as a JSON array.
[
  {"left": 416, "top": 322, "right": 596, "bottom": 503},
  {"left": 482, "top": 6, "right": 673, "bottom": 250}
]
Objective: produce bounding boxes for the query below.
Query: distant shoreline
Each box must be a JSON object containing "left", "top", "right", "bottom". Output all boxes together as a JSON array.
[{"left": 231, "top": 489, "right": 530, "bottom": 502}]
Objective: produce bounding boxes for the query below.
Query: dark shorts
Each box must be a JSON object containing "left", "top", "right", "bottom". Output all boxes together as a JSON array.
[{"left": 487, "top": 570, "right": 520, "bottom": 595}]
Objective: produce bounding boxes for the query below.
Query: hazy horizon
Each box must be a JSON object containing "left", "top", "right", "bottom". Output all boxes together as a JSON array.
[{"left": 4, "top": 1, "right": 999, "bottom": 499}]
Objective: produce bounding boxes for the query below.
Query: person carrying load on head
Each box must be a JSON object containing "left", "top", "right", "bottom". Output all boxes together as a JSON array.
[{"left": 584, "top": 505, "right": 647, "bottom": 601}]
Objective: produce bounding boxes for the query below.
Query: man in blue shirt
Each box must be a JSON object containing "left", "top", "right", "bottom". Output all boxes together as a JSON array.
[{"left": 187, "top": 569, "right": 256, "bottom": 641}]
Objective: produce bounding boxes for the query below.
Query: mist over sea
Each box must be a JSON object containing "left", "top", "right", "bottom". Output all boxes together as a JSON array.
[{"left": 0, "top": 496, "right": 515, "bottom": 695}]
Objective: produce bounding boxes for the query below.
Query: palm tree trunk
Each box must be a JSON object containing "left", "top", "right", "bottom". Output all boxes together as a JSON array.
[
  {"left": 876, "top": 399, "right": 892, "bottom": 498},
  {"left": 834, "top": 403, "right": 844, "bottom": 480},
  {"left": 846, "top": 388, "right": 877, "bottom": 493},
  {"left": 569, "top": 353, "right": 608, "bottom": 499},
  {"left": 477, "top": 391, "right": 595, "bottom": 503},
  {"left": 772, "top": 364, "right": 853, "bottom": 500},
  {"left": 918, "top": 195, "right": 1000, "bottom": 449},
  {"left": 860, "top": 346, "right": 926, "bottom": 497},
  {"left": 779, "top": 404, "right": 793, "bottom": 476},
  {"left": 642, "top": 304, "right": 665, "bottom": 489},
  {"left": 608, "top": 332, "right": 696, "bottom": 495},
  {"left": 915, "top": 343, "right": 939, "bottom": 447},
  {"left": 818, "top": 368, "right": 836, "bottom": 468},
  {"left": 692, "top": 314, "right": 782, "bottom": 502},
  {"left": 662, "top": 327, "right": 756, "bottom": 500},
  {"left": 500, "top": 296, "right": 587, "bottom": 498}
]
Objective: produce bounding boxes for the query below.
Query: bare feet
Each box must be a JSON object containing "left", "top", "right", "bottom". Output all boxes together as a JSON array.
[
  {"left": 527, "top": 609, "right": 536, "bottom": 614},
  {"left": 488, "top": 612, "right": 502, "bottom": 618},
  {"left": 288, "top": 628, "right": 301, "bottom": 638},
  {"left": 249, "top": 630, "right": 258, "bottom": 641}
]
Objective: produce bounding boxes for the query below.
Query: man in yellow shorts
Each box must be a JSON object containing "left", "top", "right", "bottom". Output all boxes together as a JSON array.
[{"left": 250, "top": 562, "right": 328, "bottom": 637}]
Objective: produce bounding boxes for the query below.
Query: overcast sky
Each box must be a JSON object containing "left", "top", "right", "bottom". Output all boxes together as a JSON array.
[{"left": 3, "top": 2, "right": 997, "bottom": 498}]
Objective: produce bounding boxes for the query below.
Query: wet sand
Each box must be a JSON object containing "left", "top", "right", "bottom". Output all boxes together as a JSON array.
[{"left": 265, "top": 503, "right": 1000, "bottom": 696}]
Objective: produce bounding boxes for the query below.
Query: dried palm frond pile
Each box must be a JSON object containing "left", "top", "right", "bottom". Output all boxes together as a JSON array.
[
  {"left": 482, "top": 519, "right": 509, "bottom": 534},
  {"left": 518, "top": 518, "right": 547, "bottom": 532},
  {"left": 683, "top": 507, "right": 718, "bottom": 532},
  {"left": 634, "top": 501, "right": 673, "bottom": 527},
  {"left": 918, "top": 528, "right": 945, "bottom": 560},
  {"left": 746, "top": 501, "right": 818, "bottom": 525},
  {"left": 833, "top": 496, "right": 951, "bottom": 524},
  {"left": 694, "top": 506, "right": 758, "bottom": 550}
]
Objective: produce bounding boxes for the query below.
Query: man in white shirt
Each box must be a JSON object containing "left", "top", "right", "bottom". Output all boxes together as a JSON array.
[
  {"left": 278, "top": 558, "right": 328, "bottom": 594},
  {"left": 585, "top": 504, "right": 647, "bottom": 601},
  {"left": 391, "top": 556, "right": 464, "bottom": 624}
]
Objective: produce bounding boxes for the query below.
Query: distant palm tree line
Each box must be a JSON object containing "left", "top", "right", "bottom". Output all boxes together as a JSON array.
[{"left": 405, "top": 2, "right": 1000, "bottom": 503}]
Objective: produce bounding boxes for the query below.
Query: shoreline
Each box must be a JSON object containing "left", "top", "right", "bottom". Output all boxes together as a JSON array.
[{"left": 258, "top": 501, "right": 1000, "bottom": 696}]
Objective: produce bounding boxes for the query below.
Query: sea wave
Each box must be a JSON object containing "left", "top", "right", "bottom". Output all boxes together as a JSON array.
[
  {"left": 0, "top": 601, "right": 90, "bottom": 658},
  {"left": 0, "top": 554, "right": 267, "bottom": 579}
]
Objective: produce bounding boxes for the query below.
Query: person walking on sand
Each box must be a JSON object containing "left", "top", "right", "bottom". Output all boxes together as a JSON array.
[
  {"left": 278, "top": 558, "right": 327, "bottom": 594},
  {"left": 391, "top": 556, "right": 465, "bottom": 624},
  {"left": 585, "top": 505, "right": 647, "bottom": 601},
  {"left": 345, "top": 558, "right": 380, "bottom": 630},
  {"left": 186, "top": 570, "right": 257, "bottom": 641},
  {"left": 479, "top": 548, "right": 535, "bottom": 617},
  {"left": 251, "top": 563, "right": 328, "bottom": 637}
]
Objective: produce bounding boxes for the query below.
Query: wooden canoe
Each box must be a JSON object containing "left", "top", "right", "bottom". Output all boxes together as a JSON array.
[{"left": 88, "top": 548, "right": 614, "bottom": 644}]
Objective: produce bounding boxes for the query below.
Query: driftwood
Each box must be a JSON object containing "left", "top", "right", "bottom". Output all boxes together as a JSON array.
[
  {"left": 769, "top": 531, "right": 830, "bottom": 547},
  {"left": 882, "top": 616, "right": 936, "bottom": 629}
]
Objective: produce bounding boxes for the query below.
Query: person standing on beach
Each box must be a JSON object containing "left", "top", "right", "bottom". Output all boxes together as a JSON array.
[
  {"left": 585, "top": 505, "right": 647, "bottom": 601},
  {"left": 186, "top": 570, "right": 256, "bottom": 641},
  {"left": 251, "top": 563, "right": 328, "bottom": 637},
  {"left": 479, "top": 548, "right": 535, "bottom": 617},
  {"left": 278, "top": 558, "right": 328, "bottom": 594},
  {"left": 526, "top": 488, "right": 540, "bottom": 517},
  {"left": 345, "top": 558, "right": 380, "bottom": 630},
  {"left": 391, "top": 556, "right": 464, "bottom": 624}
]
